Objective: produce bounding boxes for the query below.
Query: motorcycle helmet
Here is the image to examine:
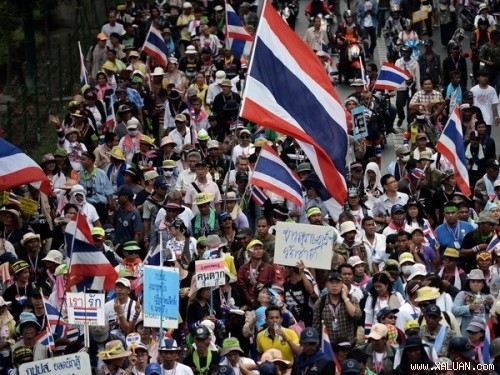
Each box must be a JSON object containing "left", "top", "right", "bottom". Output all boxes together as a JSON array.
[
  {"left": 390, "top": 4, "right": 400, "bottom": 13},
  {"left": 448, "top": 40, "right": 460, "bottom": 51},
  {"left": 403, "top": 19, "right": 412, "bottom": 29},
  {"left": 344, "top": 10, "right": 353, "bottom": 20}
]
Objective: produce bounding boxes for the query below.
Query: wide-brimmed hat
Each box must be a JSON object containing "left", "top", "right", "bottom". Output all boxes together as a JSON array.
[
  {"left": 339, "top": 221, "right": 357, "bottom": 236},
  {"left": 195, "top": 192, "right": 213, "bottom": 205},
  {"left": 0, "top": 207, "right": 22, "bottom": 229},
  {"left": 140, "top": 134, "right": 156, "bottom": 147},
  {"left": 408, "top": 263, "right": 427, "bottom": 281},
  {"left": 401, "top": 336, "right": 428, "bottom": 350},
  {"left": 109, "top": 146, "right": 126, "bottom": 161},
  {"left": 162, "top": 160, "right": 176, "bottom": 169},
  {"left": 20, "top": 232, "right": 40, "bottom": 247},
  {"left": 151, "top": 67, "right": 165, "bottom": 76},
  {"left": 467, "top": 269, "right": 486, "bottom": 280},
  {"left": 347, "top": 256, "right": 366, "bottom": 267},
  {"left": 220, "top": 337, "right": 244, "bottom": 356},
  {"left": 98, "top": 340, "right": 132, "bottom": 360},
  {"left": 159, "top": 338, "right": 181, "bottom": 351},
  {"left": 42, "top": 250, "right": 63, "bottom": 265},
  {"left": 415, "top": 286, "right": 440, "bottom": 302},
  {"left": 160, "top": 136, "right": 177, "bottom": 148},
  {"left": 89, "top": 325, "right": 109, "bottom": 343},
  {"left": 443, "top": 247, "right": 459, "bottom": 258},
  {"left": 16, "top": 312, "right": 41, "bottom": 334},
  {"left": 398, "top": 252, "right": 415, "bottom": 266}
]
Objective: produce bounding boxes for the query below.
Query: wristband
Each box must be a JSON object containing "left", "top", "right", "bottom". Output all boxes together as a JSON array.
[{"left": 473, "top": 245, "right": 480, "bottom": 253}]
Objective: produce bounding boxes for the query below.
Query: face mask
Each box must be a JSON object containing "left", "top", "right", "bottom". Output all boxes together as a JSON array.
[
  {"left": 402, "top": 265, "right": 412, "bottom": 275},
  {"left": 164, "top": 170, "right": 174, "bottom": 177},
  {"left": 401, "top": 155, "right": 410, "bottom": 162},
  {"left": 128, "top": 130, "right": 138, "bottom": 137}
]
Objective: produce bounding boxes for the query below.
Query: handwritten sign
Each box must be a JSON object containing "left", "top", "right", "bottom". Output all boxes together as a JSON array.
[
  {"left": 143, "top": 266, "right": 179, "bottom": 329},
  {"left": 19, "top": 352, "right": 91, "bottom": 375},
  {"left": 274, "top": 222, "right": 335, "bottom": 270},
  {"left": 66, "top": 293, "right": 105, "bottom": 326},
  {"left": 351, "top": 105, "right": 369, "bottom": 141},
  {"left": 195, "top": 259, "right": 226, "bottom": 288}
]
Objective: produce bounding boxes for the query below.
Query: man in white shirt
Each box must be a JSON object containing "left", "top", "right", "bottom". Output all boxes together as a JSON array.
[
  {"left": 361, "top": 216, "right": 387, "bottom": 273},
  {"left": 103, "top": 278, "right": 137, "bottom": 338},
  {"left": 169, "top": 114, "right": 197, "bottom": 154},
  {"left": 184, "top": 160, "right": 222, "bottom": 213},
  {"left": 471, "top": 69, "right": 500, "bottom": 135},
  {"left": 175, "top": 151, "right": 213, "bottom": 195},
  {"left": 101, "top": 10, "right": 125, "bottom": 48},
  {"left": 206, "top": 71, "right": 238, "bottom": 107},
  {"left": 395, "top": 45, "right": 420, "bottom": 127},
  {"left": 231, "top": 129, "right": 255, "bottom": 164},
  {"left": 303, "top": 16, "right": 329, "bottom": 52}
]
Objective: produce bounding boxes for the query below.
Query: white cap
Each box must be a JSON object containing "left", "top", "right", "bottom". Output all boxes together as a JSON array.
[
  {"left": 69, "top": 184, "right": 86, "bottom": 197},
  {"left": 215, "top": 70, "right": 226, "bottom": 84},
  {"left": 115, "top": 277, "right": 131, "bottom": 288},
  {"left": 408, "top": 263, "right": 427, "bottom": 280},
  {"left": 126, "top": 118, "right": 140, "bottom": 130}
]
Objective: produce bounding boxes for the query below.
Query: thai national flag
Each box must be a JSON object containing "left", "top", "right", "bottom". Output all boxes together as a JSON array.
[
  {"left": 7, "top": 191, "right": 21, "bottom": 207},
  {"left": 250, "top": 185, "right": 269, "bottom": 207},
  {"left": 72, "top": 307, "right": 99, "bottom": 321},
  {"left": 240, "top": 0, "right": 347, "bottom": 219},
  {"left": 0, "top": 139, "right": 53, "bottom": 196},
  {"left": 44, "top": 300, "right": 67, "bottom": 339},
  {"left": 142, "top": 24, "right": 169, "bottom": 67},
  {"left": 250, "top": 144, "right": 304, "bottom": 207},
  {"left": 36, "top": 327, "right": 55, "bottom": 351},
  {"left": 64, "top": 213, "right": 118, "bottom": 291},
  {"left": 435, "top": 107, "right": 471, "bottom": 196},
  {"left": 78, "top": 41, "right": 89, "bottom": 86},
  {"left": 322, "top": 326, "right": 335, "bottom": 361},
  {"left": 374, "top": 62, "right": 412, "bottom": 91},
  {"left": 225, "top": 3, "right": 254, "bottom": 59}
]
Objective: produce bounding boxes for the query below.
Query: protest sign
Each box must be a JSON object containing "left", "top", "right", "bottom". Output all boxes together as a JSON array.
[
  {"left": 19, "top": 352, "right": 91, "bottom": 375},
  {"left": 274, "top": 222, "right": 335, "bottom": 270},
  {"left": 143, "top": 266, "right": 179, "bottom": 329},
  {"left": 195, "top": 259, "right": 226, "bottom": 288},
  {"left": 351, "top": 105, "right": 368, "bottom": 141},
  {"left": 66, "top": 293, "right": 105, "bottom": 326}
]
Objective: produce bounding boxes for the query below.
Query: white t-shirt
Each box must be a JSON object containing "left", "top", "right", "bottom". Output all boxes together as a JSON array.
[
  {"left": 162, "top": 363, "right": 194, "bottom": 375},
  {"left": 80, "top": 202, "right": 100, "bottom": 227},
  {"left": 219, "top": 357, "right": 259, "bottom": 375},
  {"left": 470, "top": 84, "right": 499, "bottom": 125},
  {"left": 104, "top": 297, "right": 136, "bottom": 325}
]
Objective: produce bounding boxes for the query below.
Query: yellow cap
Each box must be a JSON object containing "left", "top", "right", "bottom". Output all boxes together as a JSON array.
[
  {"left": 443, "top": 247, "right": 459, "bottom": 258},
  {"left": 91, "top": 227, "right": 105, "bottom": 237},
  {"left": 404, "top": 320, "right": 420, "bottom": 331},
  {"left": 102, "top": 61, "right": 116, "bottom": 72},
  {"left": 246, "top": 239, "right": 263, "bottom": 251}
]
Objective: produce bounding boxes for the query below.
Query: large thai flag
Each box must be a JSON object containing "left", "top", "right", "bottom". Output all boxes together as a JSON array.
[
  {"left": 142, "top": 24, "right": 169, "bottom": 67},
  {"left": 240, "top": 0, "right": 347, "bottom": 219},
  {"left": 78, "top": 41, "right": 89, "bottom": 86},
  {"left": 250, "top": 144, "right": 304, "bottom": 207},
  {"left": 435, "top": 107, "right": 471, "bottom": 196},
  {"left": 65, "top": 213, "right": 118, "bottom": 291},
  {"left": 0, "top": 138, "right": 53, "bottom": 196},
  {"left": 373, "top": 62, "right": 412, "bottom": 91},
  {"left": 225, "top": 3, "right": 254, "bottom": 59}
]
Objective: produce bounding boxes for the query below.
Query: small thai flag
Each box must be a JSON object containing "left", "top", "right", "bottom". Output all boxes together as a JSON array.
[
  {"left": 374, "top": 62, "right": 412, "bottom": 91},
  {"left": 225, "top": 3, "right": 254, "bottom": 59},
  {"left": 73, "top": 307, "right": 98, "bottom": 321},
  {"left": 142, "top": 24, "right": 169, "bottom": 67},
  {"left": 322, "top": 325, "right": 335, "bottom": 361}
]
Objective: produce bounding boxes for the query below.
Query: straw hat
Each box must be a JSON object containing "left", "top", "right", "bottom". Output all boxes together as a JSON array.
[
  {"left": 194, "top": 192, "right": 213, "bottom": 205},
  {"left": 258, "top": 348, "right": 291, "bottom": 366},
  {"left": 20, "top": 232, "right": 40, "bottom": 247},
  {"left": 102, "top": 61, "right": 117, "bottom": 72},
  {"left": 443, "top": 247, "right": 460, "bottom": 258},
  {"left": 398, "top": 252, "right": 415, "bottom": 266},
  {"left": 0, "top": 207, "right": 22, "bottom": 229},
  {"left": 109, "top": 146, "right": 126, "bottom": 161},
  {"left": 160, "top": 136, "right": 177, "bottom": 148},
  {"left": 98, "top": 340, "right": 132, "bottom": 360}
]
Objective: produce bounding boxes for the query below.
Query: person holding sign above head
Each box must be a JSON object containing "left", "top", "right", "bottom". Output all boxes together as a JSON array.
[
  {"left": 237, "top": 240, "right": 276, "bottom": 305},
  {"left": 183, "top": 326, "right": 221, "bottom": 375}
]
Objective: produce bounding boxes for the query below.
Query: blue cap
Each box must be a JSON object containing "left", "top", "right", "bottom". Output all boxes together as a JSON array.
[
  {"left": 145, "top": 363, "right": 162, "bottom": 375},
  {"left": 154, "top": 176, "right": 169, "bottom": 190},
  {"left": 117, "top": 185, "right": 134, "bottom": 198},
  {"left": 391, "top": 204, "right": 405, "bottom": 214}
]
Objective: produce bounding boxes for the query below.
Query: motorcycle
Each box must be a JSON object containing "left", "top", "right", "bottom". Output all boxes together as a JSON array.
[{"left": 347, "top": 38, "right": 363, "bottom": 79}]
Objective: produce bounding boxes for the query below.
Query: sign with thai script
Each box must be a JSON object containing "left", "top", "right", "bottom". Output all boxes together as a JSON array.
[
  {"left": 274, "top": 222, "right": 335, "bottom": 270},
  {"left": 66, "top": 293, "right": 105, "bottom": 326},
  {"left": 143, "top": 266, "right": 179, "bottom": 329},
  {"left": 19, "top": 352, "right": 91, "bottom": 375},
  {"left": 195, "top": 259, "right": 226, "bottom": 288}
]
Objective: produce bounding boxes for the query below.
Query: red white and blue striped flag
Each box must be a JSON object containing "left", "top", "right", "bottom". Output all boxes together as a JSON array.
[
  {"left": 250, "top": 144, "right": 304, "bottom": 207},
  {"left": 0, "top": 139, "right": 52, "bottom": 196},
  {"left": 78, "top": 41, "right": 89, "bottom": 86},
  {"left": 322, "top": 325, "right": 335, "bottom": 361},
  {"left": 36, "top": 327, "right": 55, "bottom": 352},
  {"left": 435, "top": 107, "right": 471, "bottom": 196},
  {"left": 240, "top": 0, "right": 347, "bottom": 219},
  {"left": 65, "top": 213, "right": 118, "bottom": 291},
  {"left": 225, "top": 3, "right": 254, "bottom": 59},
  {"left": 250, "top": 185, "right": 269, "bottom": 207},
  {"left": 142, "top": 24, "right": 169, "bottom": 67},
  {"left": 44, "top": 299, "right": 68, "bottom": 339},
  {"left": 373, "top": 62, "right": 412, "bottom": 91},
  {"left": 103, "top": 97, "right": 116, "bottom": 134}
]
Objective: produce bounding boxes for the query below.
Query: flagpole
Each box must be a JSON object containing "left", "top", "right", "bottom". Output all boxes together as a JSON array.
[{"left": 78, "top": 41, "right": 88, "bottom": 85}]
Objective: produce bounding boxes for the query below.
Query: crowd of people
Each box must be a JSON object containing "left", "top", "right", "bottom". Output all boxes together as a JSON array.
[{"left": 4, "top": 0, "right": 500, "bottom": 374}]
